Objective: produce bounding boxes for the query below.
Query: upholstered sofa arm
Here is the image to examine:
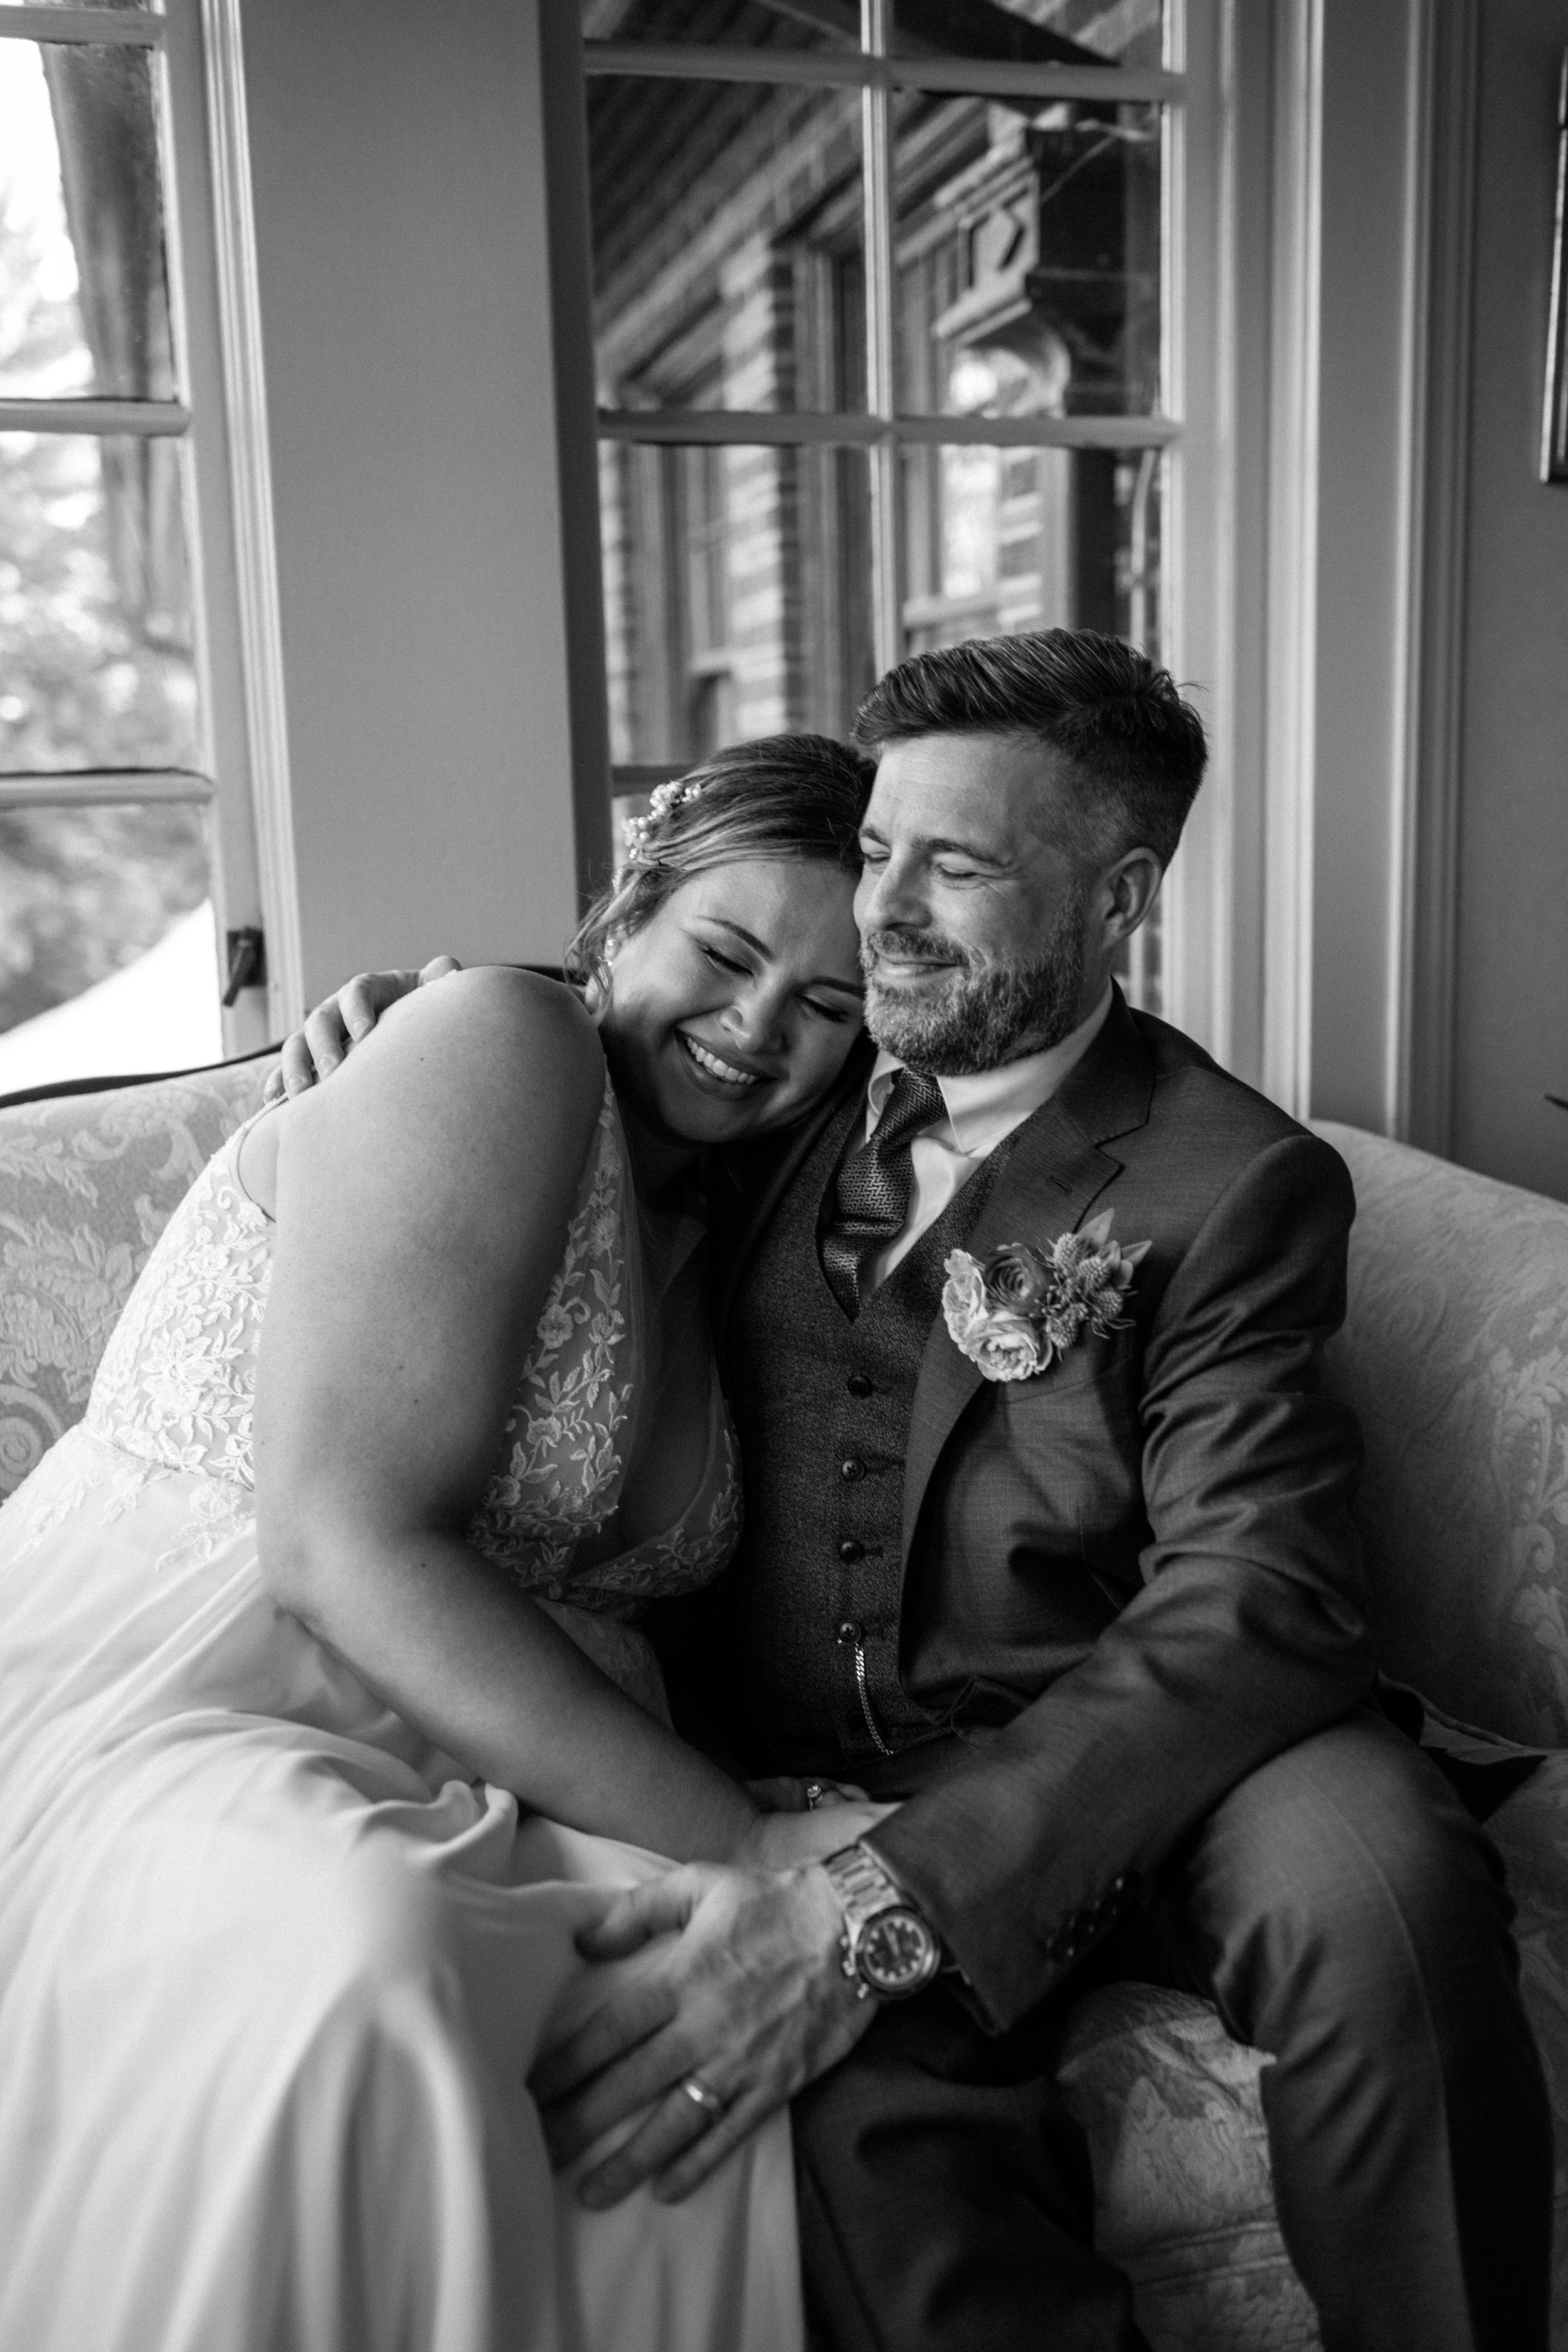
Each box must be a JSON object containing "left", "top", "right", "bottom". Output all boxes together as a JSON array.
[
  {"left": 1313, "top": 1120, "right": 1568, "bottom": 1748},
  {"left": 0, "top": 1057, "right": 277, "bottom": 1499}
]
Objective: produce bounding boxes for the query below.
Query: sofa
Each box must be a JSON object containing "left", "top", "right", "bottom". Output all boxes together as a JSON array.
[{"left": 0, "top": 1066, "right": 1564, "bottom": 2349}]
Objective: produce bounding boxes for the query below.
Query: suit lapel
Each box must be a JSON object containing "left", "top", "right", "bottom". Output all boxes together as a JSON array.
[{"left": 900, "top": 988, "right": 1156, "bottom": 1563}]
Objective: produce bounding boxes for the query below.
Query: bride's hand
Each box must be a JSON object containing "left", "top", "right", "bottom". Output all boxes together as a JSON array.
[
  {"left": 735, "top": 1798, "right": 898, "bottom": 1872},
  {"left": 743, "top": 1776, "right": 868, "bottom": 1813},
  {"left": 265, "top": 956, "right": 462, "bottom": 1101}
]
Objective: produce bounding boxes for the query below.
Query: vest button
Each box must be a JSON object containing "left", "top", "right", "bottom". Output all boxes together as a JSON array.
[
  {"left": 840, "top": 1458, "right": 866, "bottom": 1482},
  {"left": 846, "top": 1373, "right": 873, "bottom": 1398},
  {"left": 839, "top": 1539, "right": 865, "bottom": 1563},
  {"left": 835, "top": 1620, "right": 861, "bottom": 1645}
]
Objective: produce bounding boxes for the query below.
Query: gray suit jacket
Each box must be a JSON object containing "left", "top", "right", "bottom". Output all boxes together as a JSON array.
[{"left": 705, "top": 988, "right": 1375, "bottom": 2032}]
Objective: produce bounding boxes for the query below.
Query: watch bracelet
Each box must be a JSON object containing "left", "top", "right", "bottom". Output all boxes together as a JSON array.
[{"left": 822, "top": 1839, "right": 941, "bottom": 1993}]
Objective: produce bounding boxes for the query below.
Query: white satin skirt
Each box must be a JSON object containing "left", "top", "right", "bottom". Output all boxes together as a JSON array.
[{"left": 0, "top": 1428, "right": 802, "bottom": 2352}]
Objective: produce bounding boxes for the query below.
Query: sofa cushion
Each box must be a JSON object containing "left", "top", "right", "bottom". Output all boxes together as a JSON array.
[
  {"left": 1314, "top": 1121, "right": 1568, "bottom": 1750},
  {"left": 0, "top": 1059, "right": 275, "bottom": 1498}
]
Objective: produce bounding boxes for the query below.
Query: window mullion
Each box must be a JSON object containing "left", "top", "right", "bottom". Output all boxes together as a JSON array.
[
  {"left": 0, "top": 8, "right": 162, "bottom": 48},
  {"left": 0, "top": 773, "right": 214, "bottom": 811},
  {"left": 861, "top": 0, "right": 901, "bottom": 679},
  {"left": 0, "top": 399, "right": 189, "bottom": 435}
]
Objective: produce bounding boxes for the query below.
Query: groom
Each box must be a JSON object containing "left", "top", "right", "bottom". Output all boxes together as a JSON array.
[{"left": 290, "top": 630, "right": 1550, "bottom": 2352}]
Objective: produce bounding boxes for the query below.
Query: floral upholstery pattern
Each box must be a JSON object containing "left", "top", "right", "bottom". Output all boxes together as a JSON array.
[
  {"left": 0, "top": 1062, "right": 274, "bottom": 1502},
  {"left": 3, "top": 1081, "right": 1565, "bottom": 2349}
]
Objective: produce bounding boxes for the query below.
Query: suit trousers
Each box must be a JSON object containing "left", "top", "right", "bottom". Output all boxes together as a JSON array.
[{"left": 792, "top": 1708, "right": 1553, "bottom": 2352}]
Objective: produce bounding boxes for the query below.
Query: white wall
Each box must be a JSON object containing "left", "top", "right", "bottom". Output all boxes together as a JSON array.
[
  {"left": 1448, "top": 0, "right": 1568, "bottom": 1203},
  {"left": 237, "top": 0, "right": 608, "bottom": 1001},
  {"left": 1300, "top": 0, "right": 1420, "bottom": 1133},
  {"left": 1170, "top": 0, "right": 1436, "bottom": 1130},
  {"left": 1205, "top": 0, "right": 1497, "bottom": 1171}
]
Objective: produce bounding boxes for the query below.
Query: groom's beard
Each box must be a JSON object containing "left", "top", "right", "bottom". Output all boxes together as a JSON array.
[{"left": 861, "top": 886, "right": 1088, "bottom": 1078}]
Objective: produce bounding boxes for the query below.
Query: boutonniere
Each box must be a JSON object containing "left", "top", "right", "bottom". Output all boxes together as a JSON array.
[{"left": 942, "top": 1211, "right": 1152, "bottom": 1384}]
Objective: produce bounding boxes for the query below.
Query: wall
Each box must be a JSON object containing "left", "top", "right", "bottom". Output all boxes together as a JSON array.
[
  {"left": 1449, "top": 1, "right": 1568, "bottom": 1202},
  {"left": 1297, "top": 0, "right": 1421, "bottom": 1135},
  {"left": 1179, "top": 0, "right": 1454, "bottom": 1136},
  {"left": 237, "top": 0, "right": 608, "bottom": 1000}
]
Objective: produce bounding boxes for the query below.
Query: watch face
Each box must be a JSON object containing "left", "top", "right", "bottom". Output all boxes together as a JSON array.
[{"left": 859, "top": 1907, "right": 940, "bottom": 1999}]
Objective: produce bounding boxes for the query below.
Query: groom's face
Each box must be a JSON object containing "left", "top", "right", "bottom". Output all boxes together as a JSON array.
[{"left": 854, "top": 733, "right": 1099, "bottom": 1076}]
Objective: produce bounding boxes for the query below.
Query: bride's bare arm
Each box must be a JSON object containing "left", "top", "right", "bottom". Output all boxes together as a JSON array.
[{"left": 252, "top": 965, "right": 758, "bottom": 1865}]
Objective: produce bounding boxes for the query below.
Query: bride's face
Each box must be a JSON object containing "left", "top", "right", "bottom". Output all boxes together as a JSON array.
[{"left": 599, "top": 856, "right": 864, "bottom": 1148}]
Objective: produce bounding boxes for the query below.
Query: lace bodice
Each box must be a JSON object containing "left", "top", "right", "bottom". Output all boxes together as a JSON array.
[{"left": 82, "top": 1084, "right": 741, "bottom": 1614}]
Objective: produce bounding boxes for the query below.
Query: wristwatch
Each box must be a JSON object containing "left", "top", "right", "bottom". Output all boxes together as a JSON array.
[{"left": 822, "top": 1840, "right": 943, "bottom": 2001}]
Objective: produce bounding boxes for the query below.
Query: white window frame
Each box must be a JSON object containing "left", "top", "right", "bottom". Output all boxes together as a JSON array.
[
  {"left": 583, "top": 2, "right": 1194, "bottom": 1021},
  {"left": 0, "top": 0, "right": 301, "bottom": 1052}
]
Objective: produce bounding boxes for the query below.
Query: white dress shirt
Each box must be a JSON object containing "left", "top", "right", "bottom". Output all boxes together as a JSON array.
[{"left": 861, "top": 985, "right": 1113, "bottom": 1293}]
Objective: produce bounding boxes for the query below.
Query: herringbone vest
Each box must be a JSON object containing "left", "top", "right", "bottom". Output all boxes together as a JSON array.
[{"left": 726, "top": 1091, "right": 1013, "bottom": 1775}]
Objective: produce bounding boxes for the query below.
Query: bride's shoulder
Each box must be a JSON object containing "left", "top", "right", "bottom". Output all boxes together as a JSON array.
[
  {"left": 280, "top": 966, "right": 607, "bottom": 1205},
  {"left": 410, "top": 963, "right": 599, "bottom": 1056},
  {"left": 378, "top": 965, "right": 602, "bottom": 1094}
]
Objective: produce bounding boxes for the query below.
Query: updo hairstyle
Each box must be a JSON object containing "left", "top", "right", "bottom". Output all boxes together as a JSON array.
[{"left": 565, "top": 733, "right": 872, "bottom": 999}]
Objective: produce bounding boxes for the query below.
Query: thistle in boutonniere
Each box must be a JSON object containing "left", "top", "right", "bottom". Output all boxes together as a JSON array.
[{"left": 941, "top": 1210, "right": 1152, "bottom": 1383}]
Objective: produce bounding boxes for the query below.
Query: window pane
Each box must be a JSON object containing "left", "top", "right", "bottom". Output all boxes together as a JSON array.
[
  {"left": 891, "top": 0, "right": 1165, "bottom": 70},
  {"left": 893, "top": 84, "right": 1163, "bottom": 419},
  {"left": 0, "top": 801, "right": 220, "bottom": 1091},
  {"left": 590, "top": 77, "right": 864, "bottom": 413},
  {"left": 900, "top": 441, "right": 1163, "bottom": 655},
  {"left": 583, "top": 1, "right": 855, "bottom": 49},
  {"left": 601, "top": 439, "right": 874, "bottom": 763},
  {"left": 0, "top": 38, "right": 175, "bottom": 401},
  {"left": 0, "top": 429, "right": 199, "bottom": 773}
]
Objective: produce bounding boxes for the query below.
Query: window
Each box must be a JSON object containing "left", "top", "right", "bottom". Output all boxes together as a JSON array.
[
  {"left": 0, "top": 0, "right": 280, "bottom": 1087},
  {"left": 582, "top": 0, "right": 1180, "bottom": 1011}
]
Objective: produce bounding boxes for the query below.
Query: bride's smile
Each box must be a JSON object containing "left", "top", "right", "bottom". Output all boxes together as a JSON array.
[
  {"left": 677, "top": 1031, "right": 764, "bottom": 1087},
  {"left": 597, "top": 857, "right": 864, "bottom": 1153}
]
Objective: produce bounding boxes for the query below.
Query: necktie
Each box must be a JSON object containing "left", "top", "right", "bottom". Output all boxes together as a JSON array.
[{"left": 820, "top": 1067, "right": 946, "bottom": 1317}]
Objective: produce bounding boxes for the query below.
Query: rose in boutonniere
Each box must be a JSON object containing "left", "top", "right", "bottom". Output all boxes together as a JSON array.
[{"left": 942, "top": 1210, "right": 1152, "bottom": 1384}]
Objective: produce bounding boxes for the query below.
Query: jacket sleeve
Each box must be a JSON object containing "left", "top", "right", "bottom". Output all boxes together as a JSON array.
[{"left": 867, "top": 1129, "right": 1376, "bottom": 2032}]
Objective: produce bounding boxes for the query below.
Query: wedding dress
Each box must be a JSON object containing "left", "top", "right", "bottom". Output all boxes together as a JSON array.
[{"left": 0, "top": 1084, "right": 802, "bottom": 2352}]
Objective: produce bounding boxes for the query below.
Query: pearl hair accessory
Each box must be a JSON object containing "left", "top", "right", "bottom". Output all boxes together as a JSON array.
[{"left": 620, "top": 776, "right": 707, "bottom": 864}]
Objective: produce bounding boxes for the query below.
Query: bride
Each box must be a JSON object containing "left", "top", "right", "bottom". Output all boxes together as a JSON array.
[{"left": 0, "top": 735, "right": 878, "bottom": 2352}]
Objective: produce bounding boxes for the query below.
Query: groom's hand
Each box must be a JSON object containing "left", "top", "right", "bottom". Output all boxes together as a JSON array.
[
  {"left": 264, "top": 956, "right": 462, "bottom": 1100},
  {"left": 529, "top": 1862, "right": 874, "bottom": 2207}
]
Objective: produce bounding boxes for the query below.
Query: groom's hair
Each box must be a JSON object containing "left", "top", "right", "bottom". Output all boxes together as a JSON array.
[{"left": 851, "top": 628, "right": 1207, "bottom": 870}]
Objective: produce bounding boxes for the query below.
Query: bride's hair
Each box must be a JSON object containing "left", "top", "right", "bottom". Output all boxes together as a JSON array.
[{"left": 565, "top": 733, "right": 872, "bottom": 999}]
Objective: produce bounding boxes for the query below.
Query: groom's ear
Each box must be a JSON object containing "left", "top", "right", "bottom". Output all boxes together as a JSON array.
[{"left": 1098, "top": 848, "right": 1164, "bottom": 950}]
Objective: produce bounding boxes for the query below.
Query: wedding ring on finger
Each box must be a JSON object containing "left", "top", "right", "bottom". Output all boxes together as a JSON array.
[
  {"left": 679, "top": 2075, "right": 725, "bottom": 2129},
  {"left": 804, "top": 1781, "right": 827, "bottom": 1811}
]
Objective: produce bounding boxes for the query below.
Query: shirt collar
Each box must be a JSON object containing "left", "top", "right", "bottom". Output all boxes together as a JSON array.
[{"left": 867, "top": 984, "right": 1114, "bottom": 1156}]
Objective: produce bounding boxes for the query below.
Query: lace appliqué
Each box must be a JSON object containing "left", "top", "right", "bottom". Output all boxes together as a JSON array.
[
  {"left": 467, "top": 1093, "right": 633, "bottom": 1584},
  {"left": 5, "top": 1427, "right": 257, "bottom": 1578},
  {"left": 568, "top": 1410, "right": 743, "bottom": 1611},
  {"left": 7, "top": 1428, "right": 159, "bottom": 1565},
  {"left": 50, "top": 1079, "right": 741, "bottom": 1628},
  {"left": 85, "top": 1155, "right": 272, "bottom": 1489}
]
